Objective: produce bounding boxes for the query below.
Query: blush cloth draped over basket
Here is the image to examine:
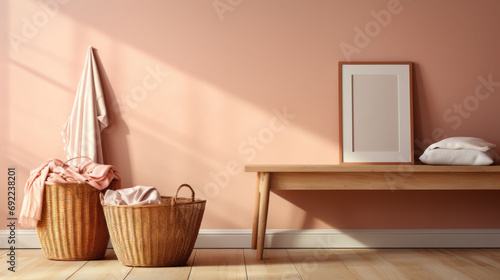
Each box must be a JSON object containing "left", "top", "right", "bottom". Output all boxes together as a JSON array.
[
  {"left": 24, "top": 157, "right": 121, "bottom": 261},
  {"left": 102, "top": 184, "right": 206, "bottom": 267}
]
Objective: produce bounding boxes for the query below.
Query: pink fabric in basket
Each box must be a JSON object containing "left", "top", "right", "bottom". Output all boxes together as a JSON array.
[
  {"left": 19, "top": 158, "right": 121, "bottom": 228},
  {"left": 103, "top": 186, "right": 162, "bottom": 206}
]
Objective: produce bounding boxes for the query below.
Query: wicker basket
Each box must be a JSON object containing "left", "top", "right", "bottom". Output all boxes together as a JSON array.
[
  {"left": 103, "top": 184, "right": 206, "bottom": 267},
  {"left": 36, "top": 182, "right": 111, "bottom": 261}
]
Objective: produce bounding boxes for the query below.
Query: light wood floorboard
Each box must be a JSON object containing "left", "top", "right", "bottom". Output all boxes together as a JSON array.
[
  {"left": 334, "top": 248, "right": 411, "bottom": 280},
  {"left": 244, "top": 249, "right": 302, "bottom": 280},
  {"left": 374, "top": 249, "right": 473, "bottom": 280},
  {"left": 427, "top": 249, "right": 500, "bottom": 280},
  {"left": 287, "top": 249, "right": 357, "bottom": 280},
  {"left": 188, "top": 249, "right": 246, "bottom": 280},
  {"left": 126, "top": 249, "right": 196, "bottom": 280},
  {"left": 2, "top": 248, "right": 500, "bottom": 279},
  {"left": 0, "top": 249, "right": 87, "bottom": 280},
  {"left": 68, "top": 249, "right": 132, "bottom": 280}
]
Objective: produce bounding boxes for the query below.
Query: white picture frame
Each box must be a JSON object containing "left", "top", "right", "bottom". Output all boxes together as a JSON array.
[{"left": 339, "top": 62, "right": 414, "bottom": 164}]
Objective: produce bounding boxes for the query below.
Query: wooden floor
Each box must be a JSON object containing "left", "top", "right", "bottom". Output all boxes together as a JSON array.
[{"left": 2, "top": 248, "right": 500, "bottom": 279}]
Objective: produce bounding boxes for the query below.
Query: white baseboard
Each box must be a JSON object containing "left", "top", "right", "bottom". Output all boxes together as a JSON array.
[{"left": 2, "top": 229, "right": 500, "bottom": 249}]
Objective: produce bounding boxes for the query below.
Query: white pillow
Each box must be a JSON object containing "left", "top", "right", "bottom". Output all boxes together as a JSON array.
[
  {"left": 425, "top": 137, "right": 496, "bottom": 152},
  {"left": 419, "top": 148, "right": 499, "bottom": 166}
]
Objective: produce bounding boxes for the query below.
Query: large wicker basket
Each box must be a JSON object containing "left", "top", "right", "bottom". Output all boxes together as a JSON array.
[
  {"left": 36, "top": 182, "right": 111, "bottom": 260},
  {"left": 103, "top": 184, "right": 206, "bottom": 267}
]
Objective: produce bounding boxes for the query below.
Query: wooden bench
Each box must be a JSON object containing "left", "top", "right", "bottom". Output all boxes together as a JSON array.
[{"left": 245, "top": 164, "right": 500, "bottom": 260}]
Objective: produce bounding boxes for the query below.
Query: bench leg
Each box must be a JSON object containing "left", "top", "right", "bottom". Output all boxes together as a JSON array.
[
  {"left": 256, "top": 172, "right": 271, "bottom": 260},
  {"left": 251, "top": 172, "right": 261, "bottom": 249}
]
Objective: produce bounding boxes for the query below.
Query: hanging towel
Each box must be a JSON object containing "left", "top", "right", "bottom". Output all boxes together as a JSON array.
[
  {"left": 103, "top": 186, "right": 162, "bottom": 206},
  {"left": 62, "top": 46, "right": 108, "bottom": 165},
  {"left": 19, "top": 158, "right": 121, "bottom": 228}
]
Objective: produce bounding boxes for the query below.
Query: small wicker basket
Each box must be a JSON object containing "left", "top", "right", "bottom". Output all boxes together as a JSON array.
[
  {"left": 36, "top": 182, "right": 111, "bottom": 261},
  {"left": 103, "top": 184, "right": 206, "bottom": 267}
]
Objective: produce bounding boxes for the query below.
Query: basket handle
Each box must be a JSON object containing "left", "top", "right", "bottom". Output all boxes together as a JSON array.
[
  {"left": 99, "top": 192, "right": 105, "bottom": 206},
  {"left": 63, "top": 156, "right": 93, "bottom": 166},
  {"left": 172, "top": 184, "right": 195, "bottom": 206}
]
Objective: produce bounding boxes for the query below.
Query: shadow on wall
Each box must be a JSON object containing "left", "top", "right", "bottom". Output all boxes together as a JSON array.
[
  {"left": 411, "top": 63, "right": 443, "bottom": 159},
  {"left": 411, "top": 63, "right": 428, "bottom": 159},
  {"left": 0, "top": 1, "right": 8, "bottom": 173},
  {"left": 272, "top": 189, "right": 500, "bottom": 231},
  {"left": 0, "top": 1, "right": 40, "bottom": 173},
  {"left": 39, "top": 0, "right": 341, "bottom": 142},
  {"left": 92, "top": 48, "right": 133, "bottom": 185}
]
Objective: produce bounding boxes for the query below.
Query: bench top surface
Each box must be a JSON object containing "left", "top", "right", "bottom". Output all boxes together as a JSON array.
[{"left": 245, "top": 164, "right": 500, "bottom": 173}]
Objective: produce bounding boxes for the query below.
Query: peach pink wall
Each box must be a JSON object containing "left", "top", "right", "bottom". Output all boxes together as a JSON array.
[{"left": 1, "top": 0, "right": 500, "bottom": 230}]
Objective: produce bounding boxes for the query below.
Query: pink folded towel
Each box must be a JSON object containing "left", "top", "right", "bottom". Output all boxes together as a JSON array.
[
  {"left": 103, "top": 186, "right": 162, "bottom": 206},
  {"left": 19, "top": 158, "right": 121, "bottom": 228}
]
